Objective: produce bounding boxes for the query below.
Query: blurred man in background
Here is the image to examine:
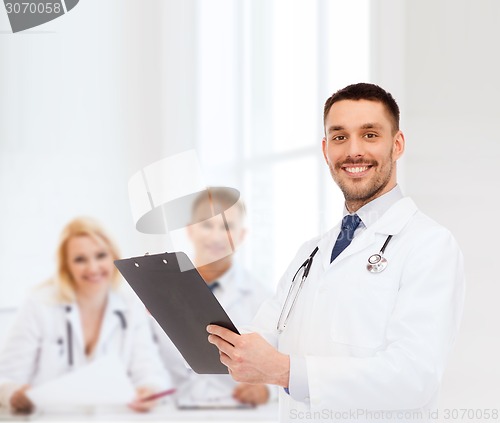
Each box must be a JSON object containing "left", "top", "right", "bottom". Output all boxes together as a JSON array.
[{"left": 153, "top": 187, "right": 273, "bottom": 407}]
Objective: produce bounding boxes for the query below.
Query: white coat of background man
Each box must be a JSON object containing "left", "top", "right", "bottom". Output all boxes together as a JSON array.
[
  {"left": 207, "top": 83, "right": 465, "bottom": 422},
  {"left": 153, "top": 187, "right": 273, "bottom": 407}
]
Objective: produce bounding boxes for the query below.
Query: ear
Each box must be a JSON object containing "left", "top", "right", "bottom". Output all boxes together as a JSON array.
[
  {"left": 321, "top": 137, "right": 329, "bottom": 164},
  {"left": 392, "top": 130, "right": 405, "bottom": 161}
]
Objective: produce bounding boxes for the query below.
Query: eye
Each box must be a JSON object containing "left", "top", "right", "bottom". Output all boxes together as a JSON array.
[
  {"left": 73, "top": 256, "right": 86, "bottom": 264},
  {"left": 364, "top": 133, "right": 378, "bottom": 139},
  {"left": 96, "top": 251, "right": 108, "bottom": 260},
  {"left": 332, "top": 135, "right": 347, "bottom": 142},
  {"left": 201, "top": 221, "right": 213, "bottom": 229}
]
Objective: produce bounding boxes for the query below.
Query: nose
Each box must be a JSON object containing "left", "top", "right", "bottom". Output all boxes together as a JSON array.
[
  {"left": 345, "top": 136, "right": 365, "bottom": 158},
  {"left": 212, "top": 225, "right": 231, "bottom": 244},
  {"left": 87, "top": 258, "right": 100, "bottom": 274}
]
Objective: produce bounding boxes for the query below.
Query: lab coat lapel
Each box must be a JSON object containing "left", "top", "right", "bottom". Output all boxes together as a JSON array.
[
  {"left": 370, "top": 197, "right": 418, "bottom": 236},
  {"left": 95, "top": 292, "right": 126, "bottom": 352},
  {"left": 318, "top": 223, "right": 340, "bottom": 271},
  {"left": 336, "top": 229, "right": 376, "bottom": 264}
]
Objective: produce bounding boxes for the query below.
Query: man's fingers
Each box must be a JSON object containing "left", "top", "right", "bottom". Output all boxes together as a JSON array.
[
  {"left": 206, "top": 324, "right": 240, "bottom": 346},
  {"left": 208, "top": 333, "right": 236, "bottom": 358},
  {"left": 218, "top": 350, "right": 232, "bottom": 368}
]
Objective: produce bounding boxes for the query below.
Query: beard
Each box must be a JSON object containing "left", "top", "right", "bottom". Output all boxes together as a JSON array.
[{"left": 330, "top": 155, "right": 394, "bottom": 204}]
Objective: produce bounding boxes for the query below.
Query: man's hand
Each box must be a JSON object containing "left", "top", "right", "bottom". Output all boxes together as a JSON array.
[
  {"left": 207, "top": 325, "right": 290, "bottom": 387},
  {"left": 233, "top": 383, "right": 269, "bottom": 406}
]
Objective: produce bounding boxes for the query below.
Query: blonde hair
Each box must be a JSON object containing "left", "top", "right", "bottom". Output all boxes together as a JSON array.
[{"left": 53, "top": 217, "right": 121, "bottom": 302}]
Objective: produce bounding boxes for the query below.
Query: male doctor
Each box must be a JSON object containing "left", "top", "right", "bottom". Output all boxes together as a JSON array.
[{"left": 207, "top": 83, "right": 465, "bottom": 422}]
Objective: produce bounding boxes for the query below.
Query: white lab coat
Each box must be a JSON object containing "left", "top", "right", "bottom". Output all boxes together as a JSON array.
[
  {"left": 153, "top": 262, "right": 273, "bottom": 404},
  {"left": 251, "top": 197, "right": 465, "bottom": 422},
  {"left": 0, "top": 283, "right": 172, "bottom": 409}
]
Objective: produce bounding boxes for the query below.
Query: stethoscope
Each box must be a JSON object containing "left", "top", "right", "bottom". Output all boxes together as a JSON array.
[
  {"left": 366, "top": 235, "right": 393, "bottom": 273},
  {"left": 62, "top": 306, "right": 127, "bottom": 367},
  {"left": 277, "top": 235, "right": 393, "bottom": 332}
]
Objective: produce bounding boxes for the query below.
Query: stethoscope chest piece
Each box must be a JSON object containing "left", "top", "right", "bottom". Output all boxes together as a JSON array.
[
  {"left": 366, "top": 253, "right": 388, "bottom": 273},
  {"left": 366, "top": 234, "right": 393, "bottom": 273}
]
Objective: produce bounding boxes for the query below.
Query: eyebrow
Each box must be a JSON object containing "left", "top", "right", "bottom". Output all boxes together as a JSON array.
[
  {"left": 327, "top": 122, "right": 382, "bottom": 134},
  {"left": 360, "top": 122, "right": 383, "bottom": 129},
  {"left": 327, "top": 125, "right": 344, "bottom": 134}
]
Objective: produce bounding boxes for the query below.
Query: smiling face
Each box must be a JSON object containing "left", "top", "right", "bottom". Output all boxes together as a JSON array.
[
  {"left": 187, "top": 202, "right": 246, "bottom": 267},
  {"left": 66, "top": 235, "right": 115, "bottom": 296},
  {"left": 322, "top": 99, "right": 405, "bottom": 211}
]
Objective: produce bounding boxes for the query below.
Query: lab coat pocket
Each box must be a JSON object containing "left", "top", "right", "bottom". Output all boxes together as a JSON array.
[{"left": 330, "top": 275, "right": 398, "bottom": 350}]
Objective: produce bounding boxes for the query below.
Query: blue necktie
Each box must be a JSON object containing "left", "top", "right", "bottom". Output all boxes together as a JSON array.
[
  {"left": 330, "top": 214, "right": 361, "bottom": 263},
  {"left": 208, "top": 281, "right": 220, "bottom": 292}
]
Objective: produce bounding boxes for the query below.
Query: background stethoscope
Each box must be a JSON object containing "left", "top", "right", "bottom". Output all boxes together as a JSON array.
[
  {"left": 277, "top": 235, "right": 393, "bottom": 333},
  {"left": 62, "top": 306, "right": 127, "bottom": 367}
]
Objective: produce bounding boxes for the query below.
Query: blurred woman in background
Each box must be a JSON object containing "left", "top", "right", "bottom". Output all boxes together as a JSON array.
[{"left": 0, "top": 217, "right": 172, "bottom": 413}]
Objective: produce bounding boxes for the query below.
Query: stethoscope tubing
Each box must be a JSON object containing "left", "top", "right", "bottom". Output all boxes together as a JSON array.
[
  {"left": 66, "top": 309, "right": 73, "bottom": 367},
  {"left": 65, "top": 308, "right": 127, "bottom": 367},
  {"left": 278, "top": 235, "right": 393, "bottom": 332},
  {"left": 379, "top": 235, "right": 392, "bottom": 255}
]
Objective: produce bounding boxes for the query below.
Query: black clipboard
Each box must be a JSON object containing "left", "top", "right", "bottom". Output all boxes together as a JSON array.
[{"left": 114, "top": 251, "right": 239, "bottom": 374}]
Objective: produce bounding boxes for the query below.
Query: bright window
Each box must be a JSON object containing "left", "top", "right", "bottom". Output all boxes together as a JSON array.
[{"left": 195, "top": 0, "right": 370, "bottom": 289}]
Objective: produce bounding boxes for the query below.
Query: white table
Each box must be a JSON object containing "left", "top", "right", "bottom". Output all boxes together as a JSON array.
[{"left": 0, "top": 402, "right": 279, "bottom": 422}]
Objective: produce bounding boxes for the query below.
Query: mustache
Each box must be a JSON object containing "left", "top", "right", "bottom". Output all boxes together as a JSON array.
[{"left": 335, "top": 158, "right": 378, "bottom": 168}]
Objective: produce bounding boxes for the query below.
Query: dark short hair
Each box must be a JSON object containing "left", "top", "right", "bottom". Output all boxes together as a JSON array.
[
  {"left": 191, "top": 187, "right": 246, "bottom": 219},
  {"left": 323, "top": 83, "right": 400, "bottom": 133}
]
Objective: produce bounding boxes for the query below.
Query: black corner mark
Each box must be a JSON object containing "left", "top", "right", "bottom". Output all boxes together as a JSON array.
[{"left": 64, "top": 0, "right": 78, "bottom": 12}]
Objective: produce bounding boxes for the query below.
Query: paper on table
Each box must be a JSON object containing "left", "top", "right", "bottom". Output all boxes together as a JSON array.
[{"left": 26, "top": 355, "right": 136, "bottom": 407}]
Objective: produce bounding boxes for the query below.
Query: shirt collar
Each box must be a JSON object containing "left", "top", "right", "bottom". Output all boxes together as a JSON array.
[
  {"left": 343, "top": 185, "right": 404, "bottom": 228},
  {"left": 206, "top": 264, "right": 233, "bottom": 294},
  {"left": 217, "top": 265, "right": 232, "bottom": 288},
  {"left": 107, "top": 289, "right": 127, "bottom": 312}
]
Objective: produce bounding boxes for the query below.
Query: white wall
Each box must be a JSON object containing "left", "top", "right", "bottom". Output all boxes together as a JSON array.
[
  {"left": 0, "top": 0, "right": 130, "bottom": 307},
  {"left": 0, "top": 0, "right": 198, "bottom": 307},
  {"left": 372, "top": 0, "right": 500, "bottom": 411}
]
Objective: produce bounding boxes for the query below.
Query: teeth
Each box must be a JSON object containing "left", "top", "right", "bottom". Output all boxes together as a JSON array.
[
  {"left": 345, "top": 166, "right": 369, "bottom": 173},
  {"left": 85, "top": 275, "right": 105, "bottom": 282}
]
